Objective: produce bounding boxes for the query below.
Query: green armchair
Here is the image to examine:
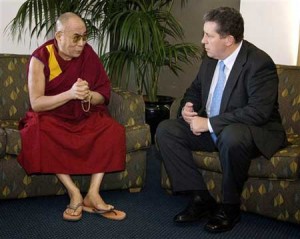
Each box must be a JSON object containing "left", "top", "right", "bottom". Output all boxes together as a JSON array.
[
  {"left": 0, "top": 54, "right": 151, "bottom": 199},
  {"left": 161, "top": 64, "right": 300, "bottom": 224}
]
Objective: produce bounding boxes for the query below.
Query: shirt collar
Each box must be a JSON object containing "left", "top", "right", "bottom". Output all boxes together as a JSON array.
[{"left": 221, "top": 40, "right": 243, "bottom": 70}]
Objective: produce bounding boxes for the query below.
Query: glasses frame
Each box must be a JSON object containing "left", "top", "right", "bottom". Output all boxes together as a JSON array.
[{"left": 60, "top": 31, "right": 88, "bottom": 44}]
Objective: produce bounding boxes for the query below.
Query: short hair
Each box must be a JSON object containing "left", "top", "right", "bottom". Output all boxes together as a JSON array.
[
  {"left": 55, "top": 12, "right": 85, "bottom": 32},
  {"left": 203, "top": 7, "right": 244, "bottom": 43}
]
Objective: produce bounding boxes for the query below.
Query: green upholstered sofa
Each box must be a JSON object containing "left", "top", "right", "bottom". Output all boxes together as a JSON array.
[
  {"left": 161, "top": 64, "right": 300, "bottom": 224},
  {"left": 0, "top": 54, "right": 151, "bottom": 200}
]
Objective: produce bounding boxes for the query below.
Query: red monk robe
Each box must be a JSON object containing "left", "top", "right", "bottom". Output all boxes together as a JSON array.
[{"left": 18, "top": 39, "right": 126, "bottom": 174}]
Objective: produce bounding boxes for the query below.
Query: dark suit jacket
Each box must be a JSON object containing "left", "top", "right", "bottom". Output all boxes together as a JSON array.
[{"left": 180, "top": 40, "right": 287, "bottom": 159}]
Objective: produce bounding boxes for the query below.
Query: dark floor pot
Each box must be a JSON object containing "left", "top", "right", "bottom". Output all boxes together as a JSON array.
[{"left": 144, "top": 95, "right": 174, "bottom": 144}]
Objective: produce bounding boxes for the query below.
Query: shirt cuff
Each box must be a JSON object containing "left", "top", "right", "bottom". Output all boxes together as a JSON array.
[{"left": 208, "top": 118, "right": 214, "bottom": 133}]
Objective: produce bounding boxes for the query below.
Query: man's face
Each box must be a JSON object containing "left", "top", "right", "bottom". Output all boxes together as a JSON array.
[
  {"left": 201, "top": 21, "right": 228, "bottom": 60},
  {"left": 56, "top": 19, "right": 87, "bottom": 60}
]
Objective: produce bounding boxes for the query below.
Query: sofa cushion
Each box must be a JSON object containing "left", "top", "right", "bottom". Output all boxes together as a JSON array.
[
  {"left": 193, "top": 133, "right": 300, "bottom": 180},
  {"left": 0, "top": 120, "right": 20, "bottom": 156},
  {"left": 4, "top": 127, "right": 21, "bottom": 156}
]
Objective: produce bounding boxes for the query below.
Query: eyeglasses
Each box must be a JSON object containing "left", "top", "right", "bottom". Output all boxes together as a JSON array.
[
  {"left": 72, "top": 33, "right": 88, "bottom": 43},
  {"left": 60, "top": 31, "right": 88, "bottom": 44}
]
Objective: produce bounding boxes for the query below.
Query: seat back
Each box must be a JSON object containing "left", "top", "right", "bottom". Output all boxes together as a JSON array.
[
  {"left": 0, "top": 54, "right": 30, "bottom": 122},
  {"left": 276, "top": 65, "right": 300, "bottom": 134}
]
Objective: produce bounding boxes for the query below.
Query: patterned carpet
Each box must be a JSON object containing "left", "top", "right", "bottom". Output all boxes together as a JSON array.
[{"left": 1, "top": 146, "right": 300, "bottom": 239}]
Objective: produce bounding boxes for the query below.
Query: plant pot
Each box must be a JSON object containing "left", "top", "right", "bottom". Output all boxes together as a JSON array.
[{"left": 144, "top": 95, "right": 175, "bottom": 144}]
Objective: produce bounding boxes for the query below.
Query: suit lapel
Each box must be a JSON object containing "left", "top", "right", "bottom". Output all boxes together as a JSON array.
[{"left": 220, "top": 41, "right": 248, "bottom": 113}]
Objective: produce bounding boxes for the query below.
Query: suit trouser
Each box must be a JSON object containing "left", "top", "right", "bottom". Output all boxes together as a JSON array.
[{"left": 156, "top": 118, "right": 260, "bottom": 204}]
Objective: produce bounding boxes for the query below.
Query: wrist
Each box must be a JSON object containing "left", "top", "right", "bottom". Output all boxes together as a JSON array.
[
  {"left": 89, "top": 91, "right": 93, "bottom": 104},
  {"left": 66, "top": 90, "right": 76, "bottom": 100}
]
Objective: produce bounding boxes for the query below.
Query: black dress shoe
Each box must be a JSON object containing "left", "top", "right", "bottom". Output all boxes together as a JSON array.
[
  {"left": 174, "top": 195, "right": 217, "bottom": 223},
  {"left": 204, "top": 204, "right": 241, "bottom": 233}
]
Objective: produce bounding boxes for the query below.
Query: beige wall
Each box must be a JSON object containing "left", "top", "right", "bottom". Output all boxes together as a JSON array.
[
  {"left": 240, "top": 0, "right": 300, "bottom": 66},
  {"left": 158, "top": 0, "right": 240, "bottom": 99}
]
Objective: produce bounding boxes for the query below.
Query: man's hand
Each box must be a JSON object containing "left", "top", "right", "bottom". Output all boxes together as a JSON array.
[
  {"left": 182, "top": 102, "right": 198, "bottom": 124},
  {"left": 190, "top": 116, "right": 209, "bottom": 136},
  {"left": 182, "top": 102, "right": 209, "bottom": 135},
  {"left": 70, "top": 78, "right": 90, "bottom": 100}
]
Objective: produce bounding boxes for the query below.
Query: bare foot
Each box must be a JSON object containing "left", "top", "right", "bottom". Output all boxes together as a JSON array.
[
  {"left": 65, "top": 190, "right": 83, "bottom": 216},
  {"left": 83, "top": 193, "right": 114, "bottom": 211}
]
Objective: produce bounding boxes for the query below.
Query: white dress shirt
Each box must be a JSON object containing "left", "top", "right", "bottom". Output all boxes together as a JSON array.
[{"left": 207, "top": 41, "right": 243, "bottom": 133}]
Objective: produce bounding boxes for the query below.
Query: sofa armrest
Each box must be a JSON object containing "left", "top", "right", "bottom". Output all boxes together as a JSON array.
[
  {"left": 108, "top": 88, "right": 146, "bottom": 127},
  {"left": 0, "top": 128, "right": 6, "bottom": 157},
  {"left": 170, "top": 96, "right": 183, "bottom": 119}
]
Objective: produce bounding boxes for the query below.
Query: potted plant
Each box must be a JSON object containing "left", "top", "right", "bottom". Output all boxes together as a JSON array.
[
  {"left": 6, "top": 0, "right": 201, "bottom": 142},
  {"left": 101, "top": 0, "right": 201, "bottom": 100},
  {"left": 101, "top": 0, "right": 201, "bottom": 142}
]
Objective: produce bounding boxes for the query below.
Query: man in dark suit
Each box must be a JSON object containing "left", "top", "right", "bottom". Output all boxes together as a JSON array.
[{"left": 156, "top": 7, "right": 287, "bottom": 233}]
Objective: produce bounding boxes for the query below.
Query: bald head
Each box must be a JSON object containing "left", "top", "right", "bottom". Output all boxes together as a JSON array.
[
  {"left": 54, "top": 12, "right": 88, "bottom": 60},
  {"left": 55, "top": 12, "right": 86, "bottom": 32}
]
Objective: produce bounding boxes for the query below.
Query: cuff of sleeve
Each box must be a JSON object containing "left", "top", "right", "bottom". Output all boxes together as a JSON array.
[{"left": 208, "top": 118, "right": 214, "bottom": 133}]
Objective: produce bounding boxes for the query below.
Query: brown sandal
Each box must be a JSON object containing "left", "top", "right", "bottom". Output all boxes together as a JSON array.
[
  {"left": 83, "top": 204, "right": 126, "bottom": 221},
  {"left": 63, "top": 203, "right": 83, "bottom": 222}
]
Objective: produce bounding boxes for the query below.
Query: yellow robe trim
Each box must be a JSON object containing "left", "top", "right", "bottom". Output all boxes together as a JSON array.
[{"left": 46, "top": 44, "right": 62, "bottom": 81}]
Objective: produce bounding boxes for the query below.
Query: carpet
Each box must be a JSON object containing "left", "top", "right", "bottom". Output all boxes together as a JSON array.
[{"left": 1, "top": 146, "right": 300, "bottom": 239}]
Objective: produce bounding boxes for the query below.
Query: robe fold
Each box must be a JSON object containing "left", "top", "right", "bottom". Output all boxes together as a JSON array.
[{"left": 17, "top": 39, "right": 126, "bottom": 174}]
